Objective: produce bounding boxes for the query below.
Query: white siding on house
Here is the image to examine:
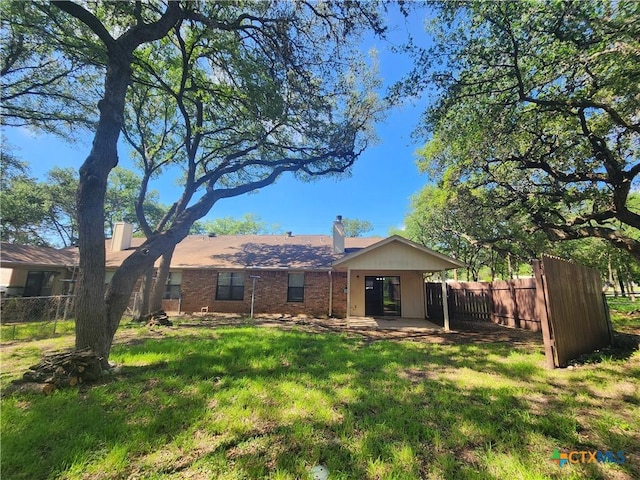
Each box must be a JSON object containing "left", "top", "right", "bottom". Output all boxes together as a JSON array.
[
  {"left": 1, "top": 268, "right": 14, "bottom": 288},
  {"left": 338, "top": 240, "right": 460, "bottom": 272}
]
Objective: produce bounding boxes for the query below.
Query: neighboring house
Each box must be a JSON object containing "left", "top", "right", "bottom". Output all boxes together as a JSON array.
[
  {"left": 0, "top": 243, "right": 78, "bottom": 297},
  {"left": 106, "top": 217, "right": 464, "bottom": 320}
]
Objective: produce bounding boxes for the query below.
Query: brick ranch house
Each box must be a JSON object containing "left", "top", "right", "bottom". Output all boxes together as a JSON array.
[{"left": 107, "top": 217, "right": 464, "bottom": 321}]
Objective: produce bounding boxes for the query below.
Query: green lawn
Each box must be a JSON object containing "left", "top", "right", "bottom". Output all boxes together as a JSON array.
[
  {"left": 0, "top": 319, "right": 76, "bottom": 341},
  {"left": 1, "top": 304, "right": 638, "bottom": 479}
]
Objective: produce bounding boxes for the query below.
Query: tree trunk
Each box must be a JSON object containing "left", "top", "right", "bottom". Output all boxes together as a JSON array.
[
  {"left": 617, "top": 271, "right": 626, "bottom": 297},
  {"left": 103, "top": 222, "right": 194, "bottom": 348},
  {"left": 489, "top": 248, "right": 495, "bottom": 281},
  {"left": 627, "top": 280, "right": 636, "bottom": 301},
  {"left": 608, "top": 254, "right": 618, "bottom": 297},
  {"left": 149, "top": 249, "right": 174, "bottom": 313},
  {"left": 135, "top": 264, "right": 155, "bottom": 320},
  {"left": 52, "top": 1, "right": 183, "bottom": 368},
  {"left": 75, "top": 58, "right": 133, "bottom": 368}
]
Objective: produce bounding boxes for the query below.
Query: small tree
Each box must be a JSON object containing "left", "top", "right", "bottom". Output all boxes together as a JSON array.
[{"left": 342, "top": 218, "right": 374, "bottom": 237}]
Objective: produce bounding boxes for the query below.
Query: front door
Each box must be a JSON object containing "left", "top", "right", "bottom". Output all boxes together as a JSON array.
[{"left": 365, "top": 276, "right": 401, "bottom": 316}]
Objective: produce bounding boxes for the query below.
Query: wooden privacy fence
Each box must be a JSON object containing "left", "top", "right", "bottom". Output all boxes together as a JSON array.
[
  {"left": 427, "top": 255, "right": 612, "bottom": 368},
  {"left": 426, "top": 279, "right": 540, "bottom": 331},
  {"left": 534, "top": 255, "right": 612, "bottom": 368}
]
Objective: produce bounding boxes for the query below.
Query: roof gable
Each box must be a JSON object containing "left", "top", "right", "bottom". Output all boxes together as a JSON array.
[{"left": 332, "top": 235, "right": 465, "bottom": 271}]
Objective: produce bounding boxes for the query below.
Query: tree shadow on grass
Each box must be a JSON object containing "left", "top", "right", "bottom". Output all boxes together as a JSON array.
[{"left": 2, "top": 327, "right": 638, "bottom": 479}]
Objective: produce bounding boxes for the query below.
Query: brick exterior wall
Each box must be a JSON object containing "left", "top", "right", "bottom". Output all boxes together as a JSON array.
[
  {"left": 331, "top": 271, "right": 348, "bottom": 318},
  {"left": 180, "top": 269, "right": 347, "bottom": 317}
]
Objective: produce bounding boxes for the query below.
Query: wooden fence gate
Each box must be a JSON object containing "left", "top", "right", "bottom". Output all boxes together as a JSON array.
[
  {"left": 427, "top": 254, "right": 612, "bottom": 368},
  {"left": 534, "top": 255, "right": 612, "bottom": 368}
]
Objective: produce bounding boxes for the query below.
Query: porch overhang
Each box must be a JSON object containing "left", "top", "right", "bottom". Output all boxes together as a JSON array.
[
  {"left": 332, "top": 235, "right": 465, "bottom": 271},
  {"left": 332, "top": 236, "right": 465, "bottom": 331}
]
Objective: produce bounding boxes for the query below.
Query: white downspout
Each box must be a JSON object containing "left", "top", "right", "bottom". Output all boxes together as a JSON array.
[
  {"left": 328, "top": 270, "right": 333, "bottom": 317},
  {"left": 346, "top": 267, "right": 351, "bottom": 324}
]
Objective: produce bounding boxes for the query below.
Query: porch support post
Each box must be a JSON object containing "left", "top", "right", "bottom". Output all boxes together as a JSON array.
[
  {"left": 346, "top": 267, "right": 351, "bottom": 322},
  {"left": 441, "top": 269, "right": 450, "bottom": 331},
  {"left": 421, "top": 271, "right": 428, "bottom": 319}
]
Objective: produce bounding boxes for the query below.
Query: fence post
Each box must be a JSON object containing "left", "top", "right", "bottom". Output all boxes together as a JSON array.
[{"left": 534, "top": 260, "right": 556, "bottom": 369}]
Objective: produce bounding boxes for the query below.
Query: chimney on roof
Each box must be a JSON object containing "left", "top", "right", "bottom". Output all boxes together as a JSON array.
[
  {"left": 333, "top": 215, "right": 345, "bottom": 254},
  {"left": 111, "top": 222, "right": 133, "bottom": 252}
]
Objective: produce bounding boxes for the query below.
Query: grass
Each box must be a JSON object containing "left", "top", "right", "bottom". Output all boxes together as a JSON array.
[
  {"left": 0, "top": 319, "right": 76, "bottom": 341},
  {"left": 606, "top": 296, "right": 639, "bottom": 315},
  {"left": 1, "top": 302, "right": 638, "bottom": 480},
  {"left": 607, "top": 297, "right": 639, "bottom": 334}
]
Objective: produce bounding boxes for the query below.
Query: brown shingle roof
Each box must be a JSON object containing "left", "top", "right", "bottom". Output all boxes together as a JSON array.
[
  {"left": 0, "top": 243, "right": 78, "bottom": 268},
  {"left": 106, "top": 234, "right": 380, "bottom": 270}
]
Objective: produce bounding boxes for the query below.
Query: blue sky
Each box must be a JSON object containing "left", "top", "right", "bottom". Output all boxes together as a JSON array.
[{"left": 3, "top": 8, "right": 433, "bottom": 238}]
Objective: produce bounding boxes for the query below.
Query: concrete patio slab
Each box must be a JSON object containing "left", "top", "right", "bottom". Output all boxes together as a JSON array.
[{"left": 346, "top": 317, "right": 442, "bottom": 331}]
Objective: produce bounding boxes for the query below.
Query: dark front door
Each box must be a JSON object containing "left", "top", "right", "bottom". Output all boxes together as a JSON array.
[
  {"left": 365, "top": 276, "right": 384, "bottom": 316},
  {"left": 365, "top": 276, "right": 401, "bottom": 316}
]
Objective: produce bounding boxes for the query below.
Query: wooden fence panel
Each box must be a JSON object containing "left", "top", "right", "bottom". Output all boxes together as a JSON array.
[
  {"left": 513, "top": 279, "right": 539, "bottom": 331},
  {"left": 449, "top": 281, "right": 492, "bottom": 322},
  {"left": 537, "top": 255, "right": 611, "bottom": 367},
  {"left": 426, "top": 279, "right": 538, "bottom": 330},
  {"left": 490, "top": 278, "right": 539, "bottom": 331}
]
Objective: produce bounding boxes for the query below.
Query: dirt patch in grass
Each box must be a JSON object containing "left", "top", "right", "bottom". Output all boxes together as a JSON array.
[{"left": 244, "top": 315, "right": 545, "bottom": 348}]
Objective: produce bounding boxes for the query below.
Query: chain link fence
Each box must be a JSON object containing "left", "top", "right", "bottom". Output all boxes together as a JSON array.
[
  {"left": 0, "top": 294, "right": 146, "bottom": 341},
  {"left": 0, "top": 295, "right": 76, "bottom": 324},
  {"left": 0, "top": 292, "right": 145, "bottom": 324},
  {"left": 127, "top": 292, "right": 141, "bottom": 318}
]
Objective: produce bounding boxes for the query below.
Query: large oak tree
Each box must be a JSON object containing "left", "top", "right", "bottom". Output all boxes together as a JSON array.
[
  {"left": 2, "top": 1, "right": 388, "bottom": 366},
  {"left": 395, "top": 0, "right": 640, "bottom": 262}
]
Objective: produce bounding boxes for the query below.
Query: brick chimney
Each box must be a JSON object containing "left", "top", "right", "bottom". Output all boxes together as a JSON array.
[
  {"left": 111, "top": 222, "right": 133, "bottom": 251},
  {"left": 332, "top": 215, "right": 345, "bottom": 254}
]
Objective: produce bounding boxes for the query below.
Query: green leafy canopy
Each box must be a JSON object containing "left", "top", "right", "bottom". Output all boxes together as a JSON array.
[{"left": 398, "top": 0, "right": 640, "bottom": 262}]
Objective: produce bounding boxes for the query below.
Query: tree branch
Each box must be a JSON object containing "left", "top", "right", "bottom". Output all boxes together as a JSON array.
[{"left": 51, "top": 1, "right": 116, "bottom": 49}]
